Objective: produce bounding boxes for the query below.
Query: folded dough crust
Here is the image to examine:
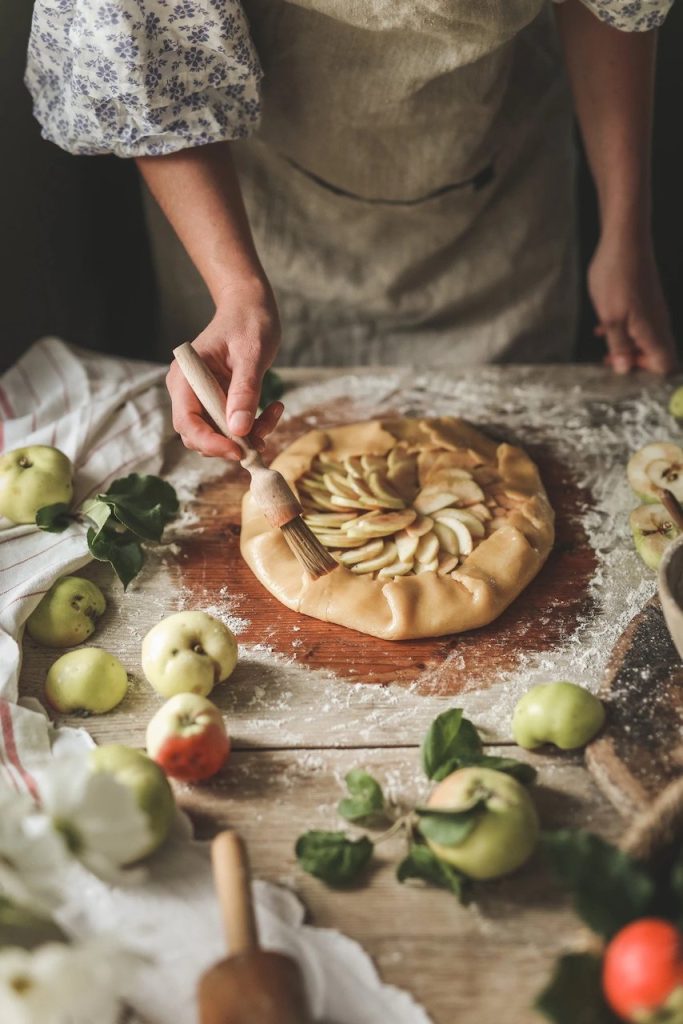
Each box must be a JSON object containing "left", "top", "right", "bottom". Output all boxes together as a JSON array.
[{"left": 240, "top": 417, "right": 554, "bottom": 640}]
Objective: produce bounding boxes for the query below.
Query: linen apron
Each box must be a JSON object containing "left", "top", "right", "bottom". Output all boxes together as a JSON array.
[{"left": 233, "top": 0, "right": 578, "bottom": 367}]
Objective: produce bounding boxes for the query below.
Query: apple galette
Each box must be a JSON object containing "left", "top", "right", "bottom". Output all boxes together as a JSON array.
[{"left": 240, "top": 417, "right": 554, "bottom": 640}]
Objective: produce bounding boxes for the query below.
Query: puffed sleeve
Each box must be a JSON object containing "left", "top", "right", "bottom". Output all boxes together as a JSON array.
[
  {"left": 551, "top": 0, "right": 674, "bottom": 31},
  {"left": 25, "top": 0, "right": 263, "bottom": 157}
]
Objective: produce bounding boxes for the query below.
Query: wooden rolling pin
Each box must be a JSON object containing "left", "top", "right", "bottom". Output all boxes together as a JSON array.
[{"left": 198, "top": 831, "right": 313, "bottom": 1024}]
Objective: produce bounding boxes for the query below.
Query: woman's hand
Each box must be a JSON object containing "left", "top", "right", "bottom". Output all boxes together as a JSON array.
[
  {"left": 588, "top": 229, "right": 677, "bottom": 375},
  {"left": 167, "top": 277, "right": 284, "bottom": 460}
]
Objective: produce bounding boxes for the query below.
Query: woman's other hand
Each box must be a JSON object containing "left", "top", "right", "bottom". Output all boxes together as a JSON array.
[
  {"left": 588, "top": 229, "right": 677, "bottom": 375},
  {"left": 167, "top": 276, "right": 283, "bottom": 459}
]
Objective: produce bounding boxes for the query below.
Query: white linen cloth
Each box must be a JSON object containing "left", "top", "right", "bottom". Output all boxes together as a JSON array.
[{"left": 0, "top": 338, "right": 431, "bottom": 1024}]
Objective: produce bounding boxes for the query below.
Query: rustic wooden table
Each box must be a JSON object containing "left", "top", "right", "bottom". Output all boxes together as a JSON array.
[{"left": 20, "top": 364, "right": 675, "bottom": 1024}]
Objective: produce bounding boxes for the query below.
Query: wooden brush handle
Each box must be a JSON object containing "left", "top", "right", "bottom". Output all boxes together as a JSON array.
[
  {"left": 173, "top": 343, "right": 301, "bottom": 528},
  {"left": 211, "top": 831, "right": 259, "bottom": 956},
  {"left": 173, "top": 343, "right": 253, "bottom": 460}
]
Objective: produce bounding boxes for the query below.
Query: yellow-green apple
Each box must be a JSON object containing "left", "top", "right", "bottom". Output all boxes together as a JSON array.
[
  {"left": 0, "top": 446, "right": 73, "bottom": 524},
  {"left": 89, "top": 744, "right": 175, "bottom": 861},
  {"left": 512, "top": 681, "right": 605, "bottom": 751},
  {"left": 26, "top": 576, "right": 106, "bottom": 648},
  {"left": 630, "top": 504, "right": 680, "bottom": 570},
  {"left": 141, "top": 610, "right": 238, "bottom": 698},
  {"left": 45, "top": 648, "right": 128, "bottom": 715},
  {"left": 424, "top": 766, "right": 539, "bottom": 880},
  {"left": 146, "top": 693, "right": 230, "bottom": 782}
]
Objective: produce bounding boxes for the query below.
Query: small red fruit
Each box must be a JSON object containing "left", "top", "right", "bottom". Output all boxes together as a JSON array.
[
  {"left": 146, "top": 693, "right": 230, "bottom": 783},
  {"left": 603, "top": 918, "right": 683, "bottom": 1022}
]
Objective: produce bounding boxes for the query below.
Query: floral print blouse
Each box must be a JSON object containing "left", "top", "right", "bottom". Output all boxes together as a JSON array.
[{"left": 25, "top": 0, "right": 674, "bottom": 158}]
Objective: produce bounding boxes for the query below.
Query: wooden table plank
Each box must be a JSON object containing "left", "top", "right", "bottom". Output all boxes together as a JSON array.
[
  {"left": 16, "top": 364, "right": 676, "bottom": 1024},
  {"left": 179, "top": 746, "right": 622, "bottom": 1024}
]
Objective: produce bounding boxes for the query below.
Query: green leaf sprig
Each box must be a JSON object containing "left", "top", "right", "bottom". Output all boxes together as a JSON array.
[
  {"left": 37, "top": 473, "right": 179, "bottom": 589},
  {"left": 295, "top": 708, "right": 537, "bottom": 896},
  {"left": 536, "top": 830, "right": 683, "bottom": 1022}
]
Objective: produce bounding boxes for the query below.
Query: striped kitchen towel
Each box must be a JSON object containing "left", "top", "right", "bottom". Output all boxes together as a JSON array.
[{"left": 0, "top": 337, "right": 173, "bottom": 779}]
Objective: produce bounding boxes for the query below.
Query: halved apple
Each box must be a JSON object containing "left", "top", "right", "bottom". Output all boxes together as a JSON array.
[
  {"left": 630, "top": 503, "right": 680, "bottom": 570},
  {"left": 627, "top": 443, "right": 683, "bottom": 503}
]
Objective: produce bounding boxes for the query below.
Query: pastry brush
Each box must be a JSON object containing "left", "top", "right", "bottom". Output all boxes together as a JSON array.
[
  {"left": 173, "top": 343, "right": 336, "bottom": 579},
  {"left": 198, "top": 831, "right": 313, "bottom": 1024}
]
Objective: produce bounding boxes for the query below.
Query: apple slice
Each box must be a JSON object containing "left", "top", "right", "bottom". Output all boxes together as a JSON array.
[
  {"left": 405, "top": 514, "right": 434, "bottom": 537},
  {"left": 361, "top": 455, "right": 387, "bottom": 475},
  {"left": 630, "top": 503, "right": 680, "bottom": 569},
  {"left": 627, "top": 442, "right": 683, "bottom": 502},
  {"left": 415, "top": 531, "right": 439, "bottom": 564},
  {"left": 413, "top": 490, "right": 460, "bottom": 515},
  {"left": 329, "top": 493, "right": 374, "bottom": 511},
  {"left": 434, "top": 507, "right": 485, "bottom": 539},
  {"left": 437, "top": 553, "right": 459, "bottom": 575},
  {"left": 645, "top": 459, "right": 683, "bottom": 504},
  {"left": 395, "top": 529, "right": 419, "bottom": 561},
  {"left": 367, "top": 471, "right": 406, "bottom": 509},
  {"left": 351, "top": 541, "right": 398, "bottom": 574},
  {"left": 378, "top": 560, "right": 413, "bottom": 579},
  {"left": 315, "top": 532, "right": 370, "bottom": 548},
  {"left": 338, "top": 539, "right": 385, "bottom": 565},
  {"left": 432, "top": 520, "right": 459, "bottom": 556},
  {"left": 431, "top": 511, "right": 473, "bottom": 556},
  {"left": 467, "top": 502, "right": 492, "bottom": 522},
  {"left": 304, "top": 512, "right": 357, "bottom": 528},
  {"left": 415, "top": 558, "right": 439, "bottom": 573},
  {"left": 343, "top": 455, "right": 364, "bottom": 479},
  {"left": 323, "top": 471, "right": 361, "bottom": 501},
  {"left": 345, "top": 509, "right": 417, "bottom": 539},
  {"left": 387, "top": 449, "right": 419, "bottom": 501}
]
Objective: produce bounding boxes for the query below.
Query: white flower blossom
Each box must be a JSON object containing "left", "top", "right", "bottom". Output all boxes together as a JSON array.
[
  {"left": 0, "top": 789, "right": 69, "bottom": 916},
  {"left": 32, "top": 756, "right": 152, "bottom": 883},
  {"left": 0, "top": 936, "right": 141, "bottom": 1024}
]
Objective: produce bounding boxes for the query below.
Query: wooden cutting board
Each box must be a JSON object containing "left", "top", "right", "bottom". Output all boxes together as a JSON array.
[
  {"left": 587, "top": 595, "right": 683, "bottom": 817},
  {"left": 180, "top": 394, "right": 598, "bottom": 697}
]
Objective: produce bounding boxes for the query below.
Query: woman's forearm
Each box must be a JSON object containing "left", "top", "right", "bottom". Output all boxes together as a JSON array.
[
  {"left": 136, "top": 142, "right": 266, "bottom": 302},
  {"left": 556, "top": 0, "right": 656, "bottom": 240}
]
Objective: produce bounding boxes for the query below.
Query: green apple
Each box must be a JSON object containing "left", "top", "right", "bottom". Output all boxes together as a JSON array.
[
  {"left": 141, "top": 610, "right": 238, "bottom": 698},
  {"left": 89, "top": 744, "right": 175, "bottom": 860},
  {"left": 425, "top": 767, "right": 539, "bottom": 880},
  {"left": 512, "top": 681, "right": 605, "bottom": 751},
  {"left": 627, "top": 443, "right": 683, "bottom": 504},
  {"left": 45, "top": 648, "right": 128, "bottom": 715},
  {"left": 0, "top": 446, "right": 73, "bottom": 525},
  {"left": 26, "top": 576, "right": 106, "bottom": 648},
  {"left": 0, "top": 897, "right": 66, "bottom": 950},
  {"left": 669, "top": 387, "right": 683, "bottom": 420},
  {"left": 630, "top": 503, "right": 680, "bottom": 570}
]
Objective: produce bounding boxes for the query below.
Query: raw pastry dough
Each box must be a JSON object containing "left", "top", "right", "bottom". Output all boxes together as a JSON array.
[{"left": 240, "top": 417, "right": 554, "bottom": 640}]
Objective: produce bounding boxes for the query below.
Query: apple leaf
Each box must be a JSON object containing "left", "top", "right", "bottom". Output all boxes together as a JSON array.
[
  {"left": 421, "top": 708, "right": 483, "bottom": 780},
  {"left": 396, "top": 844, "right": 468, "bottom": 901},
  {"left": 415, "top": 802, "right": 485, "bottom": 847},
  {"left": 259, "top": 368, "right": 284, "bottom": 411},
  {"left": 536, "top": 954, "right": 620, "bottom": 1024},
  {"left": 338, "top": 770, "right": 387, "bottom": 824},
  {"left": 87, "top": 525, "right": 144, "bottom": 591},
  {"left": 96, "top": 474, "right": 179, "bottom": 542},
  {"left": 458, "top": 755, "right": 537, "bottom": 785},
  {"left": 35, "top": 503, "right": 73, "bottom": 533},
  {"left": 295, "top": 831, "right": 374, "bottom": 887},
  {"left": 542, "top": 830, "right": 656, "bottom": 939}
]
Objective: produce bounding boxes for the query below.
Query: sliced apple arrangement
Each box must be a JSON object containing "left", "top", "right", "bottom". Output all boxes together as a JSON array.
[
  {"left": 296, "top": 448, "right": 508, "bottom": 580},
  {"left": 627, "top": 442, "right": 683, "bottom": 569}
]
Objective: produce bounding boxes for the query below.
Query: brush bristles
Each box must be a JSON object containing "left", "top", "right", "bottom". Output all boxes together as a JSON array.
[{"left": 281, "top": 516, "right": 338, "bottom": 578}]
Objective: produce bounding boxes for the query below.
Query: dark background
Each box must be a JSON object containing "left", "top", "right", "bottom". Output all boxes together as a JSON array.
[{"left": 2, "top": 2, "right": 681, "bottom": 371}]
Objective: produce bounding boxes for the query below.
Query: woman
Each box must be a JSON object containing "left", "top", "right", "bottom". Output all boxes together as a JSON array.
[{"left": 26, "top": 0, "right": 677, "bottom": 461}]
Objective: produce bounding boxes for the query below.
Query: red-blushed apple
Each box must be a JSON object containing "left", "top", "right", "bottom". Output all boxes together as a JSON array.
[{"left": 146, "top": 693, "right": 230, "bottom": 783}]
